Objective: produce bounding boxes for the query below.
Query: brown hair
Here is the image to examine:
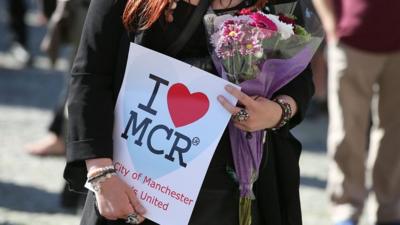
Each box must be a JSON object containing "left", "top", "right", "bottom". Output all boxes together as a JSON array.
[{"left": 123, "top": 0, "right": 269, "bottom": 31}]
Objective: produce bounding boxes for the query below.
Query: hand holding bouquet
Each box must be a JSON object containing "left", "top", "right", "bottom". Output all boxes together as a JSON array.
[{"left": 204, "top": 2, "right": 323, "bottom": 225}]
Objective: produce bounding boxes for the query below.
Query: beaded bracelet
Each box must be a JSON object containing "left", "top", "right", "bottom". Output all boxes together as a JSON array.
[
  {"left": 87, "top": 168, "right": 117, "bottom": 183},
  {"left": 272, "top": 98, "right": 292, "bottom": 131},
  {"left": 88, "top": 172, "right": 117, "bottom": 192},
  {"left": 87, "top": 165, "right": 115, "bottom": 179},
  {"left": 87, "top": 165, "right": 117, "bottom": 192}
]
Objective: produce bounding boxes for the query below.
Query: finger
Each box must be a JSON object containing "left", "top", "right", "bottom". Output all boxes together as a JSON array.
[
  {"left": 123, "top": 204, "right": 136, "bottom": 218},
  {"left": 252, "top": 95, "right": 264, "bottom": 101},
  {"left": 217, "top": 95, "right": 241, "bottom": 115},
  {"left": 124, "top": 206, "right": 146, "bottom": 223},
  {"left": 137, "top": 215, "right": 146, "bottom": 224},
  {"left": 125, "top": 211, "right": 144, "bottom": 224},
  {"left": 225, "top": 85, "right": 254, "bottom": 108},
  {"left": 233, "top": 121, "right": 249, "bottom": 131},
  {"left": 126, "top": 189, "right": 146, "bottom": 215}
]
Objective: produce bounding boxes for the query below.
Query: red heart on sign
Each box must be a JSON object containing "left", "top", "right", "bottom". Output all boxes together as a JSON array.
[{"left": 167, "top": 83, "right": 210, "bottom": 128}]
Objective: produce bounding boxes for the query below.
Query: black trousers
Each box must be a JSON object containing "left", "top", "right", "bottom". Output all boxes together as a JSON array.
[{"left": 8, "top": 0, "right": 27, "bottom": 47}]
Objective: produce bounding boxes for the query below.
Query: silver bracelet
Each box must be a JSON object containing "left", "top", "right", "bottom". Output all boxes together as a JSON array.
[
  {"left": 88, "top": 172, "right": 117, "bottom": 192},
  {"left": 272, "top": 98, "right": 292, "bottom": 131},
  {"left": 87, "top": 165, "right": 115, "bottom": 178}
]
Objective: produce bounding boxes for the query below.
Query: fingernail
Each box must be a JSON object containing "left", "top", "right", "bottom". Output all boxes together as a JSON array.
[
  {"left": 225, "top": 85, "right": 234, "bottom": 91},
  {"left": 217, "top": 95, "right": 223, "bottom": 102}
]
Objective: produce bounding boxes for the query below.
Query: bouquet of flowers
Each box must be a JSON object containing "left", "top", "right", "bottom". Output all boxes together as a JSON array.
[{"left": 204, "top": 1, "right": 323, "bottom": 225}]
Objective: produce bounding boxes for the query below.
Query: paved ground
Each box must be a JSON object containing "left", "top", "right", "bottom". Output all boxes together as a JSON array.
[{"left": 0, "top": 1, "right": 375, "bottom": 225}]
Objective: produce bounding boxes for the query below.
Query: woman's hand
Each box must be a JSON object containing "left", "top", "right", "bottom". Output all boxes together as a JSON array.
[
  {"left": 217, "top": 85, "right": 297, "bottom": 132},
  {"left": 94, "top": 176, "right": 146, "bottom": 223},
  {"left": 86, "top": 158, "right": 146, "bottom": 223}
]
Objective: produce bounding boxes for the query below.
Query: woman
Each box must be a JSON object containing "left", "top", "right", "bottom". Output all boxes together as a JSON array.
[{"left": 64, "top": 0, "right": 314, "bottom": 224}]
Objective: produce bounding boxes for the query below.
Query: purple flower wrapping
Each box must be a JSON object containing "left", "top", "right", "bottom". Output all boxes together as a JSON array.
[
  {"left": 205, "top": 3, "right": 324, "bottom": 224},
  {"left": 212, "top": 44, "right": 314, "bottom": 199}
]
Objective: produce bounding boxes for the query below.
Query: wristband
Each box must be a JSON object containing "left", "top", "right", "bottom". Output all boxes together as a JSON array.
[
  {"left": 272, "top": 98, "right": 292, "bottom": 131},
  {"left": 88, "top": 172, "right": 117, "bottom": 192},
  {"left": 87, "top": 165, "right": 115, "bottom": 179},
  {"left": 87, "top": 165, "right": 117, "bottom": 192},
  {"left": 87, "top": 168, "right": 116, "bottom": 183}
]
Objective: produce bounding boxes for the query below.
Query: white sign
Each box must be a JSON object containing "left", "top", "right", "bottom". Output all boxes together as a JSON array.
[{"left": 113, "top": 43, "right": 237, "bottom": 225}]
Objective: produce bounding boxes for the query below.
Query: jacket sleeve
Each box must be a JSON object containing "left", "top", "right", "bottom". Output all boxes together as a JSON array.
[
  {"left": 273, "top": 0, "right": 316, "bottom": 128},
  {"left": 64, "top": 0, "right": 126, "bottom": 191}
]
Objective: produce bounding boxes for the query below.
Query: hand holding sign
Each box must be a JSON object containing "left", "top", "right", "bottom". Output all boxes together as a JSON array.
[
  {"left": 94, "top": 175, "right": 146, "bottom": 222},
  {"left": 85, "top": 158, "right": 146, "bottom": 223},
  {"left": 113, "top": 44, "right": 238, "bottom": 225}
]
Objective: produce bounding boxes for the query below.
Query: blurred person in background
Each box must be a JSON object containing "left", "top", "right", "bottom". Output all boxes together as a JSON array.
[
  {"left": 25, "top": 0, "right": 72, "bottom": 156},
  {"left": 26, "top": 0, "right": 90, "bottom": 157},
  {"left": 3, "top": 0, "right": 56, "bottom": 67},
  {"left": 312, "top": 0, "right": 400, "bottom": 225},
  {"left": 6, "top": 0, "right": 31, "bottom": 65},
  {"left": 25, "top": 0, "right": 91, "bottom": 210}
]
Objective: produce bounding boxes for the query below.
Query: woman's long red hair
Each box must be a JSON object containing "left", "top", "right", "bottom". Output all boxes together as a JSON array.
[{"left": 123, "top": 0, "right": 269, "bottom": 31}]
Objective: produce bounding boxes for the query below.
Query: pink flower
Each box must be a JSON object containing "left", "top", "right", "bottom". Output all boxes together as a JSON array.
[
  {"left": 222, "top": 23, "right": 244, "bottom": 41},
  {"left": 223, "top": 20, "right": 235, "bottom": 25},
  {"left": 249, "top": 13, "right": 278, "bottom": 31}
]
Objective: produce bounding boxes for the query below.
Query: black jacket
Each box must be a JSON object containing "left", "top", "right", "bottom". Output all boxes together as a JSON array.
[{"left": 64, "top": 0, "right": 314, "bottom": 224}]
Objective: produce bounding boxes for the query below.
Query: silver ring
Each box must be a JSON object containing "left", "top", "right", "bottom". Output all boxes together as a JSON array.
[
  {"left": 126, "top": 213, "right": 139, "bottom": 224},
  {"left": 233, "top": 109, "right": 249, "bottom": 122}
]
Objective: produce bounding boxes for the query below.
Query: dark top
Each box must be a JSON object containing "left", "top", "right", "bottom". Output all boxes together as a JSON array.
[
  {"left": 64, "top": 0, "right": 314, "bottom": 224},
  {"left": 334, "top": 0, "right": 400, "bottom": 52}
]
